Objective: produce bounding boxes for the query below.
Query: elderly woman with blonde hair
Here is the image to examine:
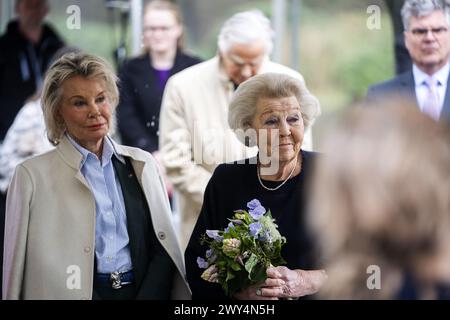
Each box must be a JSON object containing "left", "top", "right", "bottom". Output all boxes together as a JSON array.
[
  {"left": 3, "top": 52, "right": 189, "bottom": 300},
  {"left": 185, "top": 72, "right": 327, "bottom": 300},
  {"left": 309, "top": 103, "right": 450, "bottom": 299}
]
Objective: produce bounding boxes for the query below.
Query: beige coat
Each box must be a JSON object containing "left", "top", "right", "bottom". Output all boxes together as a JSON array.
[
  {"left": 159, "top": 56, "right": 317, "bottom": 250},
  {"left": 2, "top": 135, "right": 190, "bottom": 300}
]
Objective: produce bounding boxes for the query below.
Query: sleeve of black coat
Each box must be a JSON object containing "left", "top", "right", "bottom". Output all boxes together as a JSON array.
[
  {"left": 117, "top": 63, "right": 154, "bottom": 152},
  {"left": 184, "top": 167, "right": 230, "bottom": 300}
]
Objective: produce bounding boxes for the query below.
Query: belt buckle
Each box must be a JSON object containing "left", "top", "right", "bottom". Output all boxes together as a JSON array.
[{"left": 110, "top": 271, "right": 123, "bottom": 289}]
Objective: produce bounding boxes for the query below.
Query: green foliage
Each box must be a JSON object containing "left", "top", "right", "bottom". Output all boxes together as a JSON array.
[{"left": 298, "top": 8, "right": 395, "bottom": 112}]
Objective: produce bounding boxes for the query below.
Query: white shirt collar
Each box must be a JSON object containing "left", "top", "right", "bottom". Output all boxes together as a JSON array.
[
  {"left": 413, "top": 61, "right": 450, "bottom": 87},
  {"left": 66, "top": 134, "right": 125, "bottom": 167}
]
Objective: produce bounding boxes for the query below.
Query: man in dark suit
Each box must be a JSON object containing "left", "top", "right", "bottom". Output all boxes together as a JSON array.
[{"left": 367, "top": 0, "right": 450, "bottom": 122}]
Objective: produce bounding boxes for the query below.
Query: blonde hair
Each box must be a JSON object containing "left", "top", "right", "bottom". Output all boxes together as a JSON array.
[
  {"left": 228, "top": 73, "right": 320, "bottom": 146},
  {"left": 309, "top": 102, "right": 450, "bottom": 299},
  {"left": 41, "top": 52, "right": 119, "bottom": 145}
]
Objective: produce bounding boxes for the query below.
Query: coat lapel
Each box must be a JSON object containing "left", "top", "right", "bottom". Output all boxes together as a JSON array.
[
  {"left": 111, "top": 156, "right": 147, "bottom": 288},
  {"left": 56, "top": 135, "right": 91, "bottom": 189},
  {"left": 440, "top": 72, "right": 450, "bottom": 122},
  {"left": 400, "top": 71, "right": 420, "bottom": 109}
]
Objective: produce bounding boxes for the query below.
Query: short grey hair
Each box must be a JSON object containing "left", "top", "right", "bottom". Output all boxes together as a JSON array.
[
  {"left": 401, "top": 0, "right": 450, "bottom": 30},
  {"left": 217, "top": 10, "right": 274, "bottom": 55},
  {"left": 41, "top": 52, "right": 119, "bottom": 145},
  {"left": 228, "top": 73, "right": 320, "bottom": 146}
]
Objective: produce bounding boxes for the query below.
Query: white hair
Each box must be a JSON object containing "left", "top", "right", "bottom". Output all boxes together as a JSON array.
[
  {"left": 217, "top": 10, "right": 274, "bottom": 54},
  {"left": 401, "top": 0, "right": 450, "bottom": 30},
  {"left": 228, "top": 73, "right": 320, "bottom": 147}
]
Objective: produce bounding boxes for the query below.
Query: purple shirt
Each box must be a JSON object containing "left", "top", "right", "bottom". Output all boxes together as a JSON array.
[{"left": 155, "top": 69, "right": 170, "bottom": 91}]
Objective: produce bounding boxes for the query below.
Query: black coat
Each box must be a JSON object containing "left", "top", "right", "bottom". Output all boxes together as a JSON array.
[
  {"left": 0, "top": 20, "right": 64, "bottom": 140},
  {"left": 117, "top": 51, "right": 202, "bottom": 153},
  {"left": 185, "top": 151, "right": 319, "bottom": 300}
]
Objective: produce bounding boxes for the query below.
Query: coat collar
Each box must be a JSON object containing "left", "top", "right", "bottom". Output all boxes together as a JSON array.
[{"left": 56, "top": 135, "right": 147, "bottom": 171}]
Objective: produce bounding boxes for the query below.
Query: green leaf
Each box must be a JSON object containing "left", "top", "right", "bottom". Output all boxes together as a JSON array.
[
  {"left": 245, "top": 253, "right": 258, "bottom": 277},
  {"left": 230, "top": 261, "right": 242, "bottom": 271},
  {"left": 225, "top": 269, "right": 235, "bottom": 282},
  {"left": 250, "top": 264, "right": 267, "bottom": 283}
]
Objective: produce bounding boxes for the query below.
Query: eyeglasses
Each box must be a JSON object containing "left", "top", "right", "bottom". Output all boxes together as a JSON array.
[
  {"left": 143, "top": 25, "right": 176, "bottom": 33},
  {"left": 225, "top": 53, "right": 265, "bottom": 69},
  {"left": 410, "top": 27, "right": 449, "bottom": 38}
]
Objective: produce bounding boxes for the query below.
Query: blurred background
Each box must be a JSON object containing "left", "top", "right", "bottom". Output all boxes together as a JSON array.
[{"left": 0, "top": 0, "right": 395, "bottom": 149}]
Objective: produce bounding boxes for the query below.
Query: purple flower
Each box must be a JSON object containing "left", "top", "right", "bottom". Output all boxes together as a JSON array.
[
  {"left": 205, "top": 249, "right": 217, "bottom": 263},
  {"left": 259, "top": 229, "right": 272, "bottom": 243},
  {"left": 229, "top": 219, "right": 243, "bottom": 225},
  {"left": 225, "top": 222, "right": 235, "bottom": 233},
  {"left": 247, "top": 199, "right": 262, "bottom": 210},
  {"left": 197, "top": 257, "right": 209, "bottom": 269},
  {"left": 249, "top": 222, "right": 262, "bottom": 238},
  {"left": 206, "top": 230, "right": 223, "bottom": 242},
  {"left": 249, "top": 205, "right": 266, "bottom": 220}
]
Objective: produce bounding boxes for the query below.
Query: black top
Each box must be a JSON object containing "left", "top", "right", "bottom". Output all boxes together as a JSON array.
[
  {"left": 185, "top": 150, "right": 319, "bottom": 300},
  {"left": 0, "top": 20, "right": 64, "bottom": 140},
  {"left": 117, "top": 50, "right": 202, "bottom": 153}
]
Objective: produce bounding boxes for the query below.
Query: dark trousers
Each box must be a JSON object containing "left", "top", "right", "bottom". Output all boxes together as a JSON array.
[{"left": 0, "top": 191, "right": 6, "bottom": 300}]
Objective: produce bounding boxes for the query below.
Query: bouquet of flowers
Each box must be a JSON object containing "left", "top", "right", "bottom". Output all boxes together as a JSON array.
[{"left": 197, "top": 199, "right": 287, "bottom": 296}]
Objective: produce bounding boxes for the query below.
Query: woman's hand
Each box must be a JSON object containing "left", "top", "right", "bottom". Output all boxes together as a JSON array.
[
  {"left": 233, "top": 276, "right": 286, "bottom": 300},
  {"left": 266, "top": 266, "right": 328, "bottom": 299}
]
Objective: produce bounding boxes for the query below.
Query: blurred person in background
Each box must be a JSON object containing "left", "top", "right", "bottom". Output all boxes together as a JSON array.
[
  {"left": 0, "top": 0, "right": 64, "bottom": 141},
  {"left": 367, "top": 0, "right": 450, "bottom": 122},
  {"left": 159, "top": 10, "right": 319, "bottom": 250},
  {"left": 309, "top": 102, "right": 450, "bottom": 299},
  {"left": 0, "top": 46, "right": 80, "bottom": 194},
  {"left": 117, "top": 0, "right": 201, "bottom": 201},
  {"left": 3, "top": 53, "right": 189, "bottom": 300},
  {"left": 0, "top": 0, "right": 64, "bottom": 297}
]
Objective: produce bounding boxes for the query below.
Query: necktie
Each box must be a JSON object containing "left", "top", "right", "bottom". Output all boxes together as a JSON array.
[{"left": 423, "top": 77, "right": 440, "bottom": 121}]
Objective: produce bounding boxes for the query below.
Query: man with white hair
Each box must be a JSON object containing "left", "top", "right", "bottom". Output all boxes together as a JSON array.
[
  {"left": 367, "top": 0, "right": 450, "bottom": 122},
  {"left": 159, "top": 10, "right": 319, "bottom": 249}
]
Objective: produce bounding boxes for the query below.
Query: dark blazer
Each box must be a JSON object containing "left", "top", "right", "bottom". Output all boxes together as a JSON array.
[
  {"left": 117, "top": 50, "right": 201, "bottom": 153},
  {"left": 103, "top": 156, "right": 175, "bottom": 299},
  {"left": 366, "top": 70, "right": 450, "bottom": 122}
]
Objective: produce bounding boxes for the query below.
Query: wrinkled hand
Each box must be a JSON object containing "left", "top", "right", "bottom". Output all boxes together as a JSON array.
[
  {"left": 266, "top": 266, "right": 328, "bottom": 299},
  {"left": 233, "top": 276, "right": 286, "bottom": 300}
]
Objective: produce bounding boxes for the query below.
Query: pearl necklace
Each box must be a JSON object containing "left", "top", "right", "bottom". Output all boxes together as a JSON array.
[{"left": 257, "top": 155, "right": 299, "bottom": 191}]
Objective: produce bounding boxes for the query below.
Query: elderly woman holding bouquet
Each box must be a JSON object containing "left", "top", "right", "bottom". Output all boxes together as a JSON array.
[{"left": 185, "top": 73, "right": 328, "bottom": 300}]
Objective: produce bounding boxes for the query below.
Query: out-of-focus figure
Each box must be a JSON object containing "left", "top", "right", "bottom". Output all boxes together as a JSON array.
[{"left": 310, "top": 102, "right": 450, "bottom": 299}]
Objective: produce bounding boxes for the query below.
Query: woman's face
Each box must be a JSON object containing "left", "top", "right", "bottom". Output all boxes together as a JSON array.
[
  {"left": 58, "top": 76, "right": 112, "bottom": 149},
  {"left": 250, "top": 96, "right": 304, "bottom": 162},
  {"left": 142, "top": 9, "right": 182, "bottom": 54}
]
